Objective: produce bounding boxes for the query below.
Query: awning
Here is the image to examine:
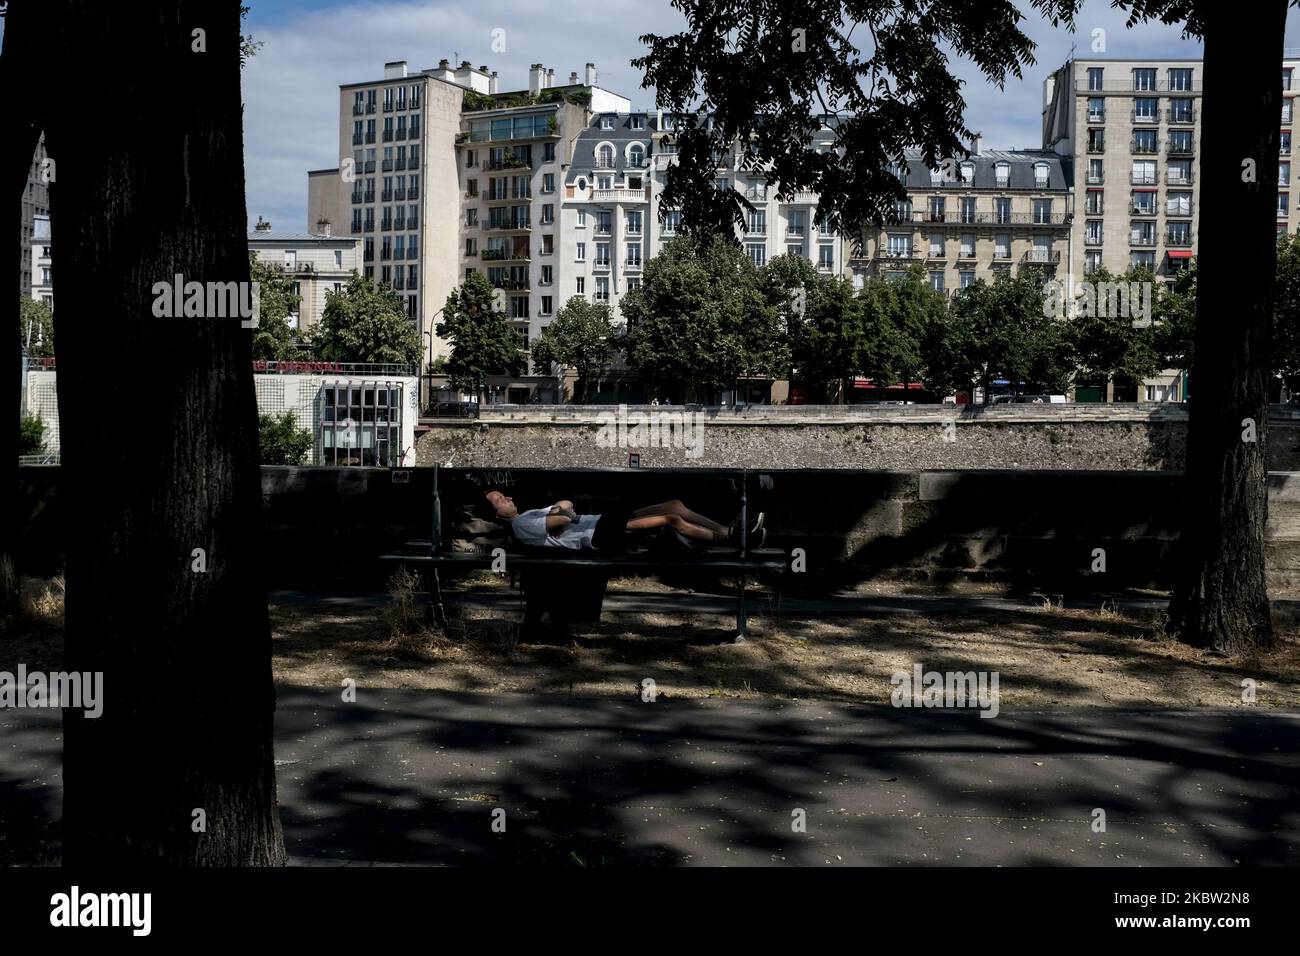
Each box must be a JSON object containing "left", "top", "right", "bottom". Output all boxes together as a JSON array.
[{"left": 1167, "top": 250, "right": 1193, "bottom": 258}]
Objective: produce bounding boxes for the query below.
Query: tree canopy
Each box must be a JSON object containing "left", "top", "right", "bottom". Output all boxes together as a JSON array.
[{"left": 312, "top": 274, "right": 422, "bottom": 367}]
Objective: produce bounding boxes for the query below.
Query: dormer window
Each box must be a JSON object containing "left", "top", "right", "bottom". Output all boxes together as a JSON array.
[
  {"left": 631, "top": 115, "right": 645, "bottom": 130},
  {"left": 628, "top": 143, "right": 645, "bottom": 167},
  {"left": 960, "top": 162, "right": 974, "bottom": 183},
  {"left": 600, "top": 116, "right": 614, "bottom": 130},
  {"left": 995, "top": 162, "right": 1010, "bottom": 186},
  {"left": 1034, "top": 162, "right": 1050, "bottom": 187},
  {"left": 597, "top": 144, "right": 615, "bottom": 168}
]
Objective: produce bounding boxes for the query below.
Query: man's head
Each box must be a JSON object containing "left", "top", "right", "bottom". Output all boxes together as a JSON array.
[{"left": 475, "top": 487, "right": 518, "bottom": 523}]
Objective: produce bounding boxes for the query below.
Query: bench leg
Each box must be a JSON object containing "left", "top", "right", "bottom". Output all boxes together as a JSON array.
[
  {"left": 734, "top": 572, "right": 748, "bottom": 643},
  {"left": 425, "top": 568, "right": 448, "bottom": 628}
]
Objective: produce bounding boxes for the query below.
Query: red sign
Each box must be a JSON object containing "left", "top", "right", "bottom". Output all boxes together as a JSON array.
[{"left": 252, "top": 360, "right": 343, "bottom": 374}]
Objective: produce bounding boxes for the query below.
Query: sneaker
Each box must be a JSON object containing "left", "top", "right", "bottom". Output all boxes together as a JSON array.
[{"left": 750, "top": 512, "right": 765, "bottom": 534}]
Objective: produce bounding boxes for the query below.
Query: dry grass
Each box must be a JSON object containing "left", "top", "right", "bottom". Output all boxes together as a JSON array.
[{"left": 269, "top": 589, "right": 1300, "bottom": 709}]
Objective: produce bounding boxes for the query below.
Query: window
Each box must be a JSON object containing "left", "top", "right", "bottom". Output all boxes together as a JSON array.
[
  {"left": 575, "top": 242, "right": 586, "bottom": 262},
  {"left": 1285, "top": 100, "right": 1294, "bottom": 124},
  {"left": 596, "top": 144, "right": 614, "bottom": 168},
  {"left": 1085, "top": 219, "right": 1103, "bottom": 244},
  {"left": 960, "top": 162, "right": 974, "bottom": 183},
  {"left": 1167, "top": 221, "right": 1192, "bottom": 246},
  {"left": 1285, "top": 131, "right": 1294, "bottom": 155},
  {"left": 1169, "top": 98, "right": 1194, "bottom": 123},
  {"left": 994, "top": 234, "right": 1011, "bottom": 259},
  {"left": 575, "top": 277, "right": 585, "bottom": 295},
  {"left": 928, "top": 196, "right": 945, "bottom": 222},
  {"left": 1168, "top": 159, "right": 1193, "bottom": 185},
  {"left": 786, "top": 243, "right": 805, "bottom": 258},
  {"left": 995, "top": 197, "right": 1011, "bottom": 224},
  {"left": 747, "top": 243, "right": 766, "bottom": 267},
  {"left": 542, "top": 173, "right": 555, "bottom": 193},
  {"left": 959, "top": 271, "right": 976, "bottom": 289},
  {"left": 1131, "top": 160, "right": 1157, "bottom": 185},
  {"left": 466, "top": 208, "right": 478, "bottom": 226},
  {"left": 1087, "top": 97, "right": 1105, "bottom": 122},
  {"left": 626, "top": 243, "right": 642, "bottom": 267},
  {"left": 541, "top": 234, "right": 554, "bottom": 255},
  {"left": 1131, "top": 191, "right": 1156, "bottom": 215},
  {"left": 596, "top": 211, "right": 612, "bottom": 234},
  {"left": 465, "top": 237, "right": 477, "bottom": 256},
  {"left": 887, "top": 234, "right": 912, "bottom": 257},
  {"left": 626, "top": 211, "right": 642, "bottom": 234},
  {"left": 597, "top": 175, "right": 613, "bottom": 190},
  {"left": 1033, "top": 199, "right": 1053, "bottom": 224},
  {"left": 540, "top": 265, "right": 553, "bottom": 285},
  {"left": 1282, "top": 162, "right": 1293, "bottom": 186},
  {"left": 1132, "top": 68, "right": 1156, "bottom": 91},
  {"left": 600, "top": 116, "right": 614, "bottom": 130},
  {"left": 929, "top": 271, "right": 945, "bottom": 292},
  {"left": 663, "top": 209, "right": 681, "bottom": 234},
  {"left": 960, "top": 197, "right": 977, "bottom": 224},
  {"left": 595, "top": 277, "right": 610, "bottom": 302},
  {"left": 1167, "top": 191, "right": 1192, "bottom": 216},
  {"left": 1279, "top": 192, "right": 1290, "bottom": 217},
  {"left": 1130, "top": 220, "right": 1157, "bottom": 246},
  {"left": 510, "top": 296, "right": 529, "bottom": 319},
  {"left": 1131, "top": 251, "right": 1155, "bottom": 270},
  {"left": 1087, "top": 128, "right": 1105, "bottom": 153},
  {"left": 1034, "top": 162, "right": 1050, "bottom": 187},
  {"left": 959, "top": 234, "right": 975, "bottom": 258},
  {"left": 540, "top": 296, "right": 553, "bottom": 316},
  {"left": 320, "top": 384, "right": 404, "bottom": 467},
  {"left": 334, "top": 250, "right": 343, "bottom": 268},
  {"left": 541, "top": 204, "right": 554, "bottom": 225},
  {"left": 1168, "top": 68, "right": 1193, "bottom": 91},
  {"left": 1133, "top": 97, "right": 1158, "bottom": 123},
  {"left": 631, "top": 115, "right": 645, "bottom": 130},
  {"left": 543, "top": 142, "right": 556, "bottom": 163},
  {"left": 628, "top": 144, "right": 645, "bottom": 167},
  {"left": 929, "top": 233, "right": 945, "bottom": 258},
  {"left": 1286, "top": 68, "right": 1294, "bottom": 91},
  {"left": 1087, "top": 67, "right": 1104, "bottom": 91},
  {"left": 995, "top": 162, "right": 1010, "bottom": 186},
  {"left": 787, "top": 210, "right": 806, "bottom": 237},
  {"left": 1168, "top": 129, "right": 1193, "bottom": 153},
  {"left": 627, "top": 278, "right": 641, "bottom": 292},
  {"left": 1087, "top": 158, "right": 1104, "bottom": 184},
  {"left": 595, "top": 243, "right": 610, "bottom": 266},
  {"left": 747, "top": 209, "right": 767, "bottom": 234},
  {"left": 819, "top": 245, "right": 834, "bottom": 270},
  {"left": 1132, "top": 129, "right": 1158, "bottom": 153},
  {"left": 576, "top": 209, "right": 587, "bottom": 228}
]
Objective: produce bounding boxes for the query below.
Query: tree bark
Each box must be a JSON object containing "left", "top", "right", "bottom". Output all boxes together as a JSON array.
[
  {"left": 51, "top": 0, "right": 285, "bottom": 864},
  {"left": 1167, "top": 0, "right": 1285, "bottom": 653}
]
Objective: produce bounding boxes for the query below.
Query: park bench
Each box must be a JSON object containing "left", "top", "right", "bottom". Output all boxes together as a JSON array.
[{"left": 378, "top": 466, "right": 787, "bottom": 642}]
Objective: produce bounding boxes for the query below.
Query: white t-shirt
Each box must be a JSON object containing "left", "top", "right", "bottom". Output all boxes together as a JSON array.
[{"left": 512, "top": 508, "right": 601, "bottom": 550}]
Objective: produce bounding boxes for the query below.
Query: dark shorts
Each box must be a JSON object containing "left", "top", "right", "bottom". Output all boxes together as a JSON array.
[{"left": 591, "top": 507, "right": 631, "bottom": 554}]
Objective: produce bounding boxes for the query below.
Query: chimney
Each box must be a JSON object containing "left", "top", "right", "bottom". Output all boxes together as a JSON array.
[
  {"left": 316, "top": 218, "right": 332, "bottom": 236},
  {"left": 255, "top": 216, "right": 271, "bottom": 232},
  {"left": 489, "top": 71, "right": 499, "bottom": 94},
  {"left": 584, "top": 62, "right": 597, "bottom": 86},
  {"left": 546, "top": 68, "right": 555, "bottom": 88},
  {"left": 383, "top": 60, "right": 408, "bottom": 79},
  {"left": 439, "top": 58, "right": 450, "bottom": 70},
  {"left": 970, "top": 132, "right": 983, "bottom": 156},
  {"left": 529, "top": 63, "right": 544, "bottom": 96},
  {"left": 460, "top": 60, "right": 471, "bottom": 69},
  {"left": 569, "top": 71, "right": 579, "bottom": 85}
]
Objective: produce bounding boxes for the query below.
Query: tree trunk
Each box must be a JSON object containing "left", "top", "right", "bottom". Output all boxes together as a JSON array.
[
  {"left": 0, "top": 0, "right": 49, "bottom": 606},
  {"left": 51, "top": 0, "right": 285, "bottom": 864},
  {"left": 1167, "top": 0, "right": 1285, "bottom": 653}
]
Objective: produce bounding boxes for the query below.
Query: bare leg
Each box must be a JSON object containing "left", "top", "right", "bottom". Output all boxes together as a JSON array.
[
  {"left": 626, "top": 512, "right": 728, "bottom": 543},
  {"left": 632, "top": 499, "right": 729, "bottom": 534}
]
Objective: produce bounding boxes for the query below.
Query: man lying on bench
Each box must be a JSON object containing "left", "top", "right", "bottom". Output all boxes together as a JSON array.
[{"left": 477, "top": 489, "right": 765, "bottom": 554}]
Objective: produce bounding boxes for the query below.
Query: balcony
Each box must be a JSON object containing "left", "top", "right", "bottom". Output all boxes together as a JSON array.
[
  {"left": 1131, "top": 108, "right": 1160, "bottom": 124},
  {"left": 1130, "top": 138, "right": 1160, "bottom": 154},
  {"left": 1129, "top": 233, "right": 1158, "bottom": 247},
  {"left": 1167, "top": 108, "right": 1196, "bottom": 124},
  {"left": 926, "top": 248, "right": 947, "bottom": 261},
  {"left": 381, "top": 219, "right": 392, "bottom": 231},
  {"left": 363, "top": 192, "right": 375, "bottom": 203},
  {"left": 484, "top": 157, "right": 530, "bottom": 171},
  {"left": 481, "top": 248, "right": 530, "bottom": 262},
  {"left": 408, "top": 126, "right": 420, "bottom": 140},
  {"left": 353, "top": 104, "right": 365, "bottom": 116},
  {"left": 382, "top": 130, "right": 393, "bottom": 143},
  {"left": 593, "top": 187, "right": 648, "bottom": 203},
  {"left": 395, "top": 129, "right": 407, "bottom": 141},
  {"left": 365, "top": 132, "right": 376, "bottom": 144},
  {"left": 592, "top": 258, "right": 612, "bottom": 271},
  {"left": 351, "top": 190, "right": 363, "bottom": 204},
  {"left": 1166, "top": 171, "right": 1194, "bottom": 186},
  {"left": 351, "top": 223, "right": 363, "bottom": 234},
  {"left": 393, "top": 217, "right": 405, "bottom": 231},
  {"left": 407, "top": 248, "right": 418, "bottom": 259},
  {"left": 365, "top": 102, "right": 376, "bottom": 114},
  {"left": 625, "top": 259, "right": 643, "bottom": 270},
  {"left": 408, "top": 187, "right": 419, "bottom": 199},
  {"left": 381, "top": 190, "right": 393, "bottom": 202},
  {"left": 486, "top": 220, "right": 530, "bottom": 231},
  {"left": 1087, "top": 141, "right": 1106, "bottom": 154},
  {"left": 492, "top": 278, "right": 531, "bottom": 291},
  {"left": 1130, "top": 172, "right": 1157, "bottom": 185},
  {"left": 352, "top": 133, "right": 363, "bottom": 145},
  {"left": 784, "top": 190, "right": 819, "bottom": 204},
  {"left": 1166, "top": 139, "right": 1195, "bottom": 155},
  {"left": 1086, "top": 172, "right": 1104, "bottom": 184},
  {"left": 394, "top": 188, "right": 407, "bottom": 201},
  {"left": 956, "top": 248, "right": 978, "bottom": 261},
  {"left": 1084, "top": 232, "right": 1103, "bottom": 246},
  {"left": 1166, "top": 232, "right": 1194, "bottom": 247},
  {"left": 1078, "top": 79, "right": 1199, "bottom": 93},
  {"left": 1087, "top": 110, "right": 1105, "bottom": 123},
  {"left": 1130, "top": 203, "right": 1158, "bottom": 217},
  {"left": 395, "top": 158, "right": 407, "bottom": 170},
  {"left": 1021, "top": 249, "right": 1061, "bottom": 265},
  {"left": 1166, "top": 202, "right": 1193, "bottom": 216},
  {"left": 381, "top": 159, "right": 393, "bottom": 172},
  {"left": 380, "top": 248, "right": 393, "bottom": 260}
]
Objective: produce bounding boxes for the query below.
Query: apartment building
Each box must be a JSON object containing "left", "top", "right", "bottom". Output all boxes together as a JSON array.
[
  {"left": 558, "top": 111, "right": 844, "bottom": 326},
  {"left": 248, "top": 219, "right": 363, "bottom": 333},
  {"left": 458, "top": 65, "right": 629, "bottom": 346},
  {"left": 309, "top": 58, "right": 629, "bottom": 364},
  {"left": 30, "top": 214, "right": 52, "bottom": 310},
  {"left": 847, "top": 142, "right": 1071, "bottom": 295},
  {"left": 20, "top": 134, "right": 51, "bottom": 299}
]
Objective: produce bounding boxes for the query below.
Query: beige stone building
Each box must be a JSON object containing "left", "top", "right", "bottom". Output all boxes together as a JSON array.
[
  {"left": 847, "top": 141, "right": 1072, "bottom": 295},
  {"left": 247, "top": 220, "right": 362, "bottom": 334}
]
